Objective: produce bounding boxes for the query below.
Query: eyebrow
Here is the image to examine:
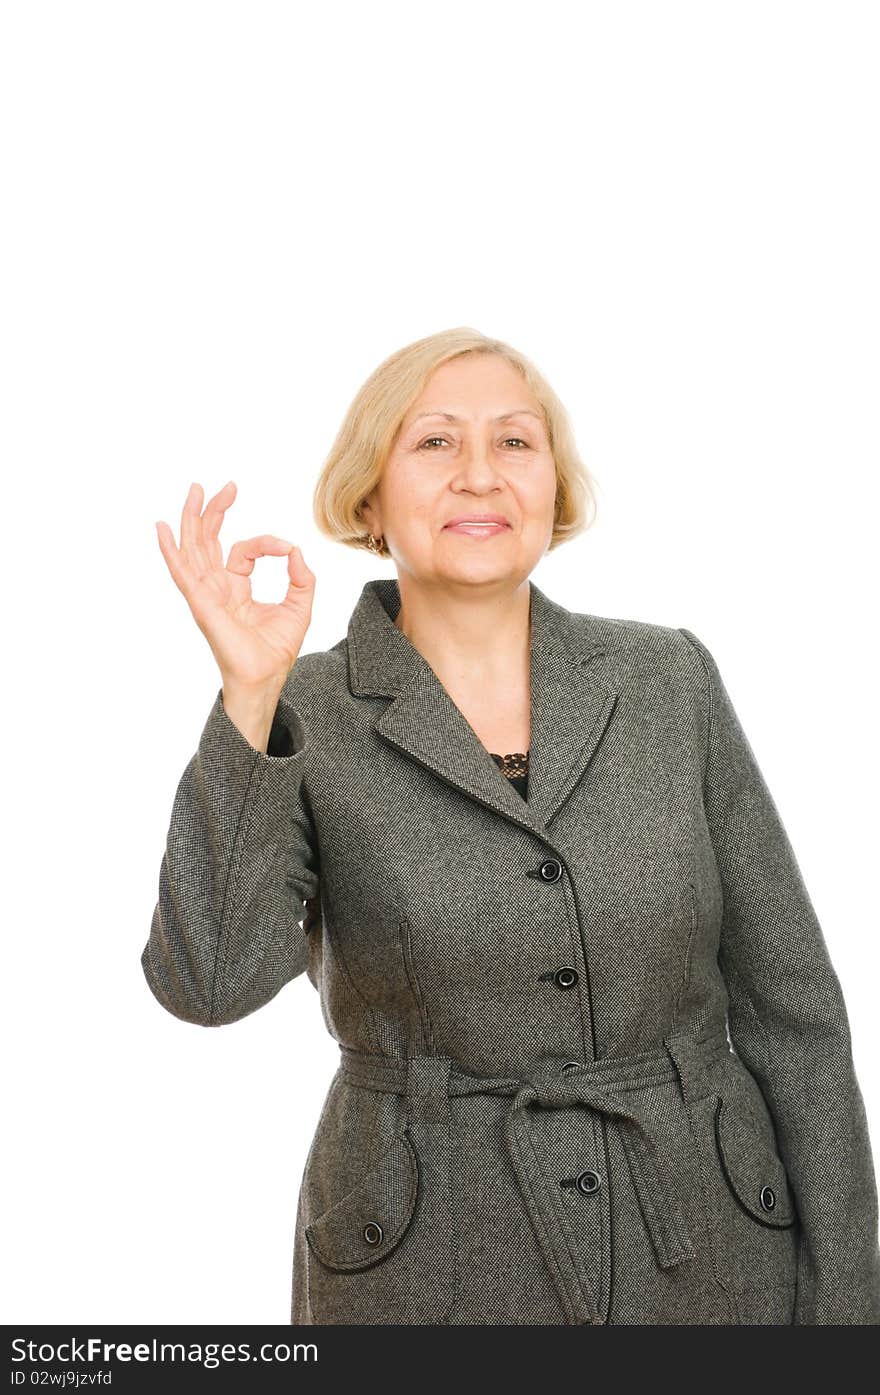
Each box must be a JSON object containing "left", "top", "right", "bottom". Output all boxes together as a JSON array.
[{"left": 409, "top": 410, "right": 544, "bottom": 426}]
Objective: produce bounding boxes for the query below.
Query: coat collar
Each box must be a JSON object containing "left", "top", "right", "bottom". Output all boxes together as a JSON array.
[{"left": 346, "top": 576, "right": 619, "bottom": 840}]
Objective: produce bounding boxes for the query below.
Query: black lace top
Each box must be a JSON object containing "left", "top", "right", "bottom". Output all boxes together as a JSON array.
[{"left": 489, "top": 750, "right": 529, "bottom": 801}]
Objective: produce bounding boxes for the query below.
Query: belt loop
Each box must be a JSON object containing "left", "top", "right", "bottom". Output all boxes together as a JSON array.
[
  {"left": 663, "top": 1032, "right": 695, "bottom": 1104},
  {"left": 406, "top": 1054, "right": 453, "bottom": 1126},
  {"left": 663, "top": 1028, "right": 726, "bottom": 1103}
]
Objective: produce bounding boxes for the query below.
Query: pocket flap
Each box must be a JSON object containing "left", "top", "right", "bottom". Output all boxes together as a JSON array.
[
  {"left": 713, "top": 1095, "right": 796, "bottom": 1229},
  {"left": 305, "top": 1130, "right": 420, "bottom": 1272}
]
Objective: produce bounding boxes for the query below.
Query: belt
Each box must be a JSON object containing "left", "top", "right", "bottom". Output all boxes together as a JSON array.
[{"left": 337, "top": 1025, "right": 732, "bottom": 1325}]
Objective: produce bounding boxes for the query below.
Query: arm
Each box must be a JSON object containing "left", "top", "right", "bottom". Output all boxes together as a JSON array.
[
  {"left": 141, "top": 685, "right": 320, "bottom": 1027},
  {"left": 680, "top": 627, "right": 880, "bottom": 1324}
]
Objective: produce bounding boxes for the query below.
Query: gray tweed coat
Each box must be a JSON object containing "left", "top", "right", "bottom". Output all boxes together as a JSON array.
[{"left": 141, "top": 576, "right": 880, "bottom": 1325}]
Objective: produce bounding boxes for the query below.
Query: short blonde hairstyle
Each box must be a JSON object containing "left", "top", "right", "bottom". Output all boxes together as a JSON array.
[{"left": 313, "top": 326, "right": 597, "bottom": 558}]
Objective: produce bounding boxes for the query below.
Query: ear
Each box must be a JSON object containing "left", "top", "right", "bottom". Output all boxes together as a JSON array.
[{"left": 358, "top": 493, "right": 381, "bottom": 535}]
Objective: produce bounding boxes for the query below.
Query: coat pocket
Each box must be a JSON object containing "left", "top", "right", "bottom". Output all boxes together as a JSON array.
[
  {"left": 304, "top": 1117, "right": 458, "bottom": 1324},
  {"left": 690, "top": 1058, "right": 800, "bottom": 1310},
  {"left": 713, "top": 1094, "right": 796, "bottom": 1229},
  {"left": 305, "top": 1129, "right": 420, "bottom": 1272}
]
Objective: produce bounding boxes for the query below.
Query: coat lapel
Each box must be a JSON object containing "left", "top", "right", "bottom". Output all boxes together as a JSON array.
[{"left": 346, "top": 577, "right": 618, "bottom": 839}]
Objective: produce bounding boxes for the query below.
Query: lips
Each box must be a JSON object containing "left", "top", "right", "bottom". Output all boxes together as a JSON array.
[{"left": 443, "top": 514, "right": 511, "bottom": 533}]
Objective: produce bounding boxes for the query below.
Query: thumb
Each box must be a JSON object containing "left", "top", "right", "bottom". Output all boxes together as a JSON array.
[{"left": 285, "top": 544, "right": 313, "bottom": 594}]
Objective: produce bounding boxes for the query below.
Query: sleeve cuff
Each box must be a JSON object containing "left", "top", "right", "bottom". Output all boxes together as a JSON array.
[{"left": 208, "top": 686, "right": 309, "bottom": 764}]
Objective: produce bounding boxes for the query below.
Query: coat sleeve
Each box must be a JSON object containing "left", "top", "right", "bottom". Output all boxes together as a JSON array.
[
  {"left": 140, "top": 685, "right": 320, "bottom": 1028},
  {"left": 679, "top": 627, "right": 880, "bottom": 1324}
]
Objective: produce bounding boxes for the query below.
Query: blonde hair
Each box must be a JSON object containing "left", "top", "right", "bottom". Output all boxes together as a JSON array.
[{"left": 313, "top": 326, "right": 597, "bottom": 558}]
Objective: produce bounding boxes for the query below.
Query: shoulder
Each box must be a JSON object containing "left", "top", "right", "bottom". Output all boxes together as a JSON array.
[
  {"left": 278, "top": 636, "right": 349, "bottom": 714},
  {"left": 564, "top": 606, "right": 723, "bottom": 732},
  {"left": 571, "top": 604, "right": 715, "bottom": 679}
]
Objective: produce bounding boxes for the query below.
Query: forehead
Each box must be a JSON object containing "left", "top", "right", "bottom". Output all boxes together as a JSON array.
[
  {"left": 401, "top": 354, "right": 545, "bottom": 426},
  {"left": 407, "top": 408, "right": 545, "bottom": 427}
]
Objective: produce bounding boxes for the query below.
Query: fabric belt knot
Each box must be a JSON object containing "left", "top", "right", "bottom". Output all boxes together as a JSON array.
[
  {"left": 502, "top": 1068, "right": 696, "bottom": 1322},
  {"left": 337, "top": 1025, "right": 731, "bottom": 1326}
]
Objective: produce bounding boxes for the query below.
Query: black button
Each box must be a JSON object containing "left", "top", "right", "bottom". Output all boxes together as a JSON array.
[
  {"left": 576, "top": 1170, "right": 602, "bottom": 1195},
  {"left": 554, "top": 966, "right": 579, "bottom": 989},
  {"left": 759, "top": 1186, "right": 776, "bottom": 1212},
  {"left": 538, "top": 858, "right": 563, "bottom": 883},
  {"left": 363, "top": 1222, "right": 384, "bottom": 1246},
  {"left": 561, "top": 1060, "right": 581, "bottom": 1073}
]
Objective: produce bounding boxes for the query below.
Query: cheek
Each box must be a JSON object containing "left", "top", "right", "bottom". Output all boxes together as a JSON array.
[
  {"left": 378, "top": 466, "right": 439, "bottom": 547},
  {"left": 393, "top": 491, "right": 435, "bottom": 532},
  {"left": 517, "top": 462, "right": 558, "bottom": 521},
  {"left": 378, "top": 461, "right": 427, "bottom": 517}
]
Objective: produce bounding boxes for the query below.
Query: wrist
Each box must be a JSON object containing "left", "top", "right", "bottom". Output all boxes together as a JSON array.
[{"left": 220, "top": 679, "right": 288, "bottom": 754}]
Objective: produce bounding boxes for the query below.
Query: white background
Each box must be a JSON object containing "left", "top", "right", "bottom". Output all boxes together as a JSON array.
[{"left": 2, "top": 1, "right": 878, "bottom": 1323}]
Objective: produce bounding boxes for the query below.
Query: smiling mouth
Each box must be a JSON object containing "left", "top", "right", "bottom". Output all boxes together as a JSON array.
[{"left": 443, "top": 521, "right": 510, "bottom": 534}]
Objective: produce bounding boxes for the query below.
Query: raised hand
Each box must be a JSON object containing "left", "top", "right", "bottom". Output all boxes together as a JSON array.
[{"left": 155, "top": 481, "right": 316, "bottom": 693}]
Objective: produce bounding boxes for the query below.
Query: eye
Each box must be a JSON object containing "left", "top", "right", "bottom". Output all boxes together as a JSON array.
[{"left": 417, "top": 434, "right": 531, "bottom": 450}]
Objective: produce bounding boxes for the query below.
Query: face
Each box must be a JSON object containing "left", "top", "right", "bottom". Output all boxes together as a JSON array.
[{"left": 360, "top": 353, "right": 557, "bottom": 591}]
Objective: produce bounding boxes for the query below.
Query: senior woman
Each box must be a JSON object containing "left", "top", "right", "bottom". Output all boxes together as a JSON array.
[{"left": 143, "top": 327, "right": 880, "bottom": 1326}]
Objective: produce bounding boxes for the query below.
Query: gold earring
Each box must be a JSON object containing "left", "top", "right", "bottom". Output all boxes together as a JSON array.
[{"left": 366, "top": 533, "right": 383, "bottom": 555}]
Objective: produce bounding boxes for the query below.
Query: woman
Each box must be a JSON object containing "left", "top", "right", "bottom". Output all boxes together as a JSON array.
[{"left": 143, "top": 327, "right": 880, "bottom": 1325}]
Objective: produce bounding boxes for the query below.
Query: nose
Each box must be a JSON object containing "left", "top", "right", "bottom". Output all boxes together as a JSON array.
[{"left": 451, "top": 445, "right": 504, "bottom": 489}]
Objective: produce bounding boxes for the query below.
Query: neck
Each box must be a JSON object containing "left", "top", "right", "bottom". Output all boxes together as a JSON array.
[{"left": 392, "top": 573, "right": 531, "bottom": 688}]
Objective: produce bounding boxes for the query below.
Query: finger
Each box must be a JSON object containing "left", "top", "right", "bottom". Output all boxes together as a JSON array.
[
  {"left": 185, "top": 479, "right": 220, "bottom": 578},
  {"left": 226, "top": 534, "right": 298, "bottom": 579},
  {"left": 284, "top": 544, "right": 314, "bottom": 597},
  {"left": 203, "top": 479, "right": 237, "bottom": 549},
  {"left": 155, "top": 519, "right": 195, "bottom": 597},
  {"left": 179, "top": 481, "right": 205, "bottom": 562}
]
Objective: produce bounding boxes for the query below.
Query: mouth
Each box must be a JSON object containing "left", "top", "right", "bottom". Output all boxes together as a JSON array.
[{"left": 442, "top": 516, "right": 511, "bottom": 537}]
